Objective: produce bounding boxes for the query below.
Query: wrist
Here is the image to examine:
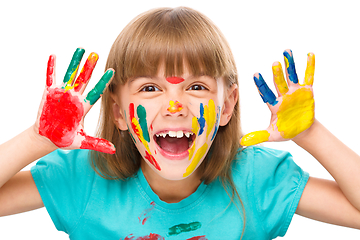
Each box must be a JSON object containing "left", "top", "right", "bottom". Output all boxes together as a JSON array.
[
  {"left": 292, "top": 118, "right": 320, "bottom": 147},
  {"left": 28, "top": 125, "right": 58, "bottom": 153}
]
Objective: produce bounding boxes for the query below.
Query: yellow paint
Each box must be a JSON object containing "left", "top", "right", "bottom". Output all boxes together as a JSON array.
[
  {"left": 192, "top": 116, "right": 199, "bottom": 135},
  {"left": 277, "top": 88, "right": 314, "bottom": 139},
  {"left": 284, "top": 55, "right": 289, "bottom": 69},
  {"left": 64, "top": 65, "right": 79, "bottom": 92},
  {"left": 132, "top": 117, "right": 151, "bottom": 153},
  {"left": 240, "top": 130, "right": 270, "bottom": 146},
  {"left": 204, "top": 99, "right": 216, "bottom": 138},
  {"left": 183, "top": 143, "right": 208, "bottom": 178},
  {"left": 167, "top": 100, "right": 183, "bottom": 113},
  {"left": 188, "top": 142, "right": 196, "bottom": 160},
  {"left": 304, "top": 53, "right": 315, "bottom": 86},
  {"left": 272, "top": 63, "right": 288, "bottom": 95}
]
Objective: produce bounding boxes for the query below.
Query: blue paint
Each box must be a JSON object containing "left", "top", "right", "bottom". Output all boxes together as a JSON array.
[
  {"left": 254, "top": 73, "right": 278, "bottom": 106},
  {"left": 283, "top": 50, "right": 299, "bottom": 84},
  {"left": 197, "top": 103, "right": 206, "bottom": 136},
  {"left": 211, "top": 106, "right": 221, "bottom": 140}
]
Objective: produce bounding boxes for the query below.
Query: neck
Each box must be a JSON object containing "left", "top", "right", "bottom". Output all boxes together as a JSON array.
[{"left": 141, "top": 162, "right": 202, "bottom": 203}]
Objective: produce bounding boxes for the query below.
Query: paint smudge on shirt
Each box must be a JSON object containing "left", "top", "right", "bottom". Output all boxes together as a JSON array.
[
  {"left": 138, "top": 201, "right": 155, "bottom": 225},
  {"left": 168, "top": 221, "right": 202, "bottom": 236},
  {"left": 166, "top": 76, "right": 185, "bottom": 84},
  {"left": 123, "top": 233, "right": 165, "bottom": 240},
  {"left": 186, "top": 236, "right": 208, "bottom": 240},
  {"left": 167, "top": 100, "right": 183, "bottom": 114}
]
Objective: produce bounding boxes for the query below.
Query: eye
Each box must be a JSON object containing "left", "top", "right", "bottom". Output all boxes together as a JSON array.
[
  {"left": 188, "top": 84, "right": 207, "bottom": 91},
  {"left": 140, "top": 85, "right": 160, "bottom": 92}
]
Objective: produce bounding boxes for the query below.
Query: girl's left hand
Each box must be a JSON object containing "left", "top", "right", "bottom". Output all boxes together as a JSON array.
[{"left": 240, "top": 49, "right": 315, "bottom": 146}]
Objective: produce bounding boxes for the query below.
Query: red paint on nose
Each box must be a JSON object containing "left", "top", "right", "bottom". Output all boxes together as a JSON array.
[{"left": 166, "top": 76, "right": 184, "bottom": 84}]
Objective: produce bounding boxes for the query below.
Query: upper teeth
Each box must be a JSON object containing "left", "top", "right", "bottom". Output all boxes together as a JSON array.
[{"left": 155, "top": 130, "right": 193, "bottom": 138}]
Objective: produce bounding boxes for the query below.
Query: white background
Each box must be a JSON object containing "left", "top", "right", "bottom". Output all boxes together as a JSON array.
[{"left": 1, "top": 0, "right": 360, "bottom": 239}]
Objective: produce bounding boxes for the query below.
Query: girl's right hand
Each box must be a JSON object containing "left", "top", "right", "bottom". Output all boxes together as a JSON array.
[{"left": 34, "top": 48, "right": 116, "bottom": 154}]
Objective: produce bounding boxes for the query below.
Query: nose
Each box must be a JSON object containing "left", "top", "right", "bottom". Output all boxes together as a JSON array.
[{"left": 164, "top": 99, "right": 188, "bottom": 117}]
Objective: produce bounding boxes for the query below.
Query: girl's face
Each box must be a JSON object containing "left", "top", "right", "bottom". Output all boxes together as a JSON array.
[{"left": 112, "top": 68, "right": 236, "bottom": 180}]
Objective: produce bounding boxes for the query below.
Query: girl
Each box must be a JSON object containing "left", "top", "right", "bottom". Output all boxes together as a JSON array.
[{"left": 1, "top": 6, "right": 360, "bottom": 240}]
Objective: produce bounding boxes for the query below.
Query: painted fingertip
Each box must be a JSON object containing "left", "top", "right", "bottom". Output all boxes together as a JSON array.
[
  {"left": 74, "top": 52, "right": 99, "bottom": 92},
  {"left": 283, "top": 50, "right": 299, "bottom": 84},
  {"left": 46, "top": 55, "right": 56, "bottom": 87},
  {"left": 240, "top": 130, "right": 270, "bottom": 146},
  {"left": 253, "top": 73, "right": 278, "bottom": 106},
  {"left": 85, "top": 69, "right": 114, "bottom": 105},
  {"left": 63, "top": 48, "right": 85, "bottom": 83}
]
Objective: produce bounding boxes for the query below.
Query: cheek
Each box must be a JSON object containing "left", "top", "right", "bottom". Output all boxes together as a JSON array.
[
  {"left": 183, "top": 99, "right": 221, "bottom": 178},
  {"left": 127, "top": 103, "right": 161, "bottom": 171}
]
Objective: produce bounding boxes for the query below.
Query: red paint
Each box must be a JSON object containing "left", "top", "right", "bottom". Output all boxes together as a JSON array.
[
  {"left": 39, "top": 88, "right": 83, "bottom": 148},
  {"left": 79, "top": 130, "right": 115, "bottom": 154},
  {"left": 138, "top": 201, "right": 155, "bottom": 225},
  {"left": 145, "top": 151, "right": 161, "bottom": 171},
  {"left": 186, "top": 236, "right": 207, "bottom": 240},
  {"left": 124, "top": 233, "right": 164, "bottom": 240},
  {"left": 74, "top": 53, "right": 98, "bottom": 92},
  {"left": 46, "top": 55, "right": 55, "bottom": 87},
  {"left": 166, "top": 76, "right": 184, "bottom": 84},
  {"left": 129, "top": 103, "right": 141, "bottom": 141}
]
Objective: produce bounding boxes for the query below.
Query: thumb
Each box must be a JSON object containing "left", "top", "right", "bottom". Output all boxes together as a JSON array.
[
  {"left": 240, "top": 130, "right": 270, "bottom": 147},
  {"left": 79, "top": 131, "right": 116, "bottom": 154}
]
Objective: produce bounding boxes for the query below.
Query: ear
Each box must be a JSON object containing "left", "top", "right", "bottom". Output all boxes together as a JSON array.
[
  {"left": 111, "top": 94, "right": 128, "bottom": 131},
  {"left": 219, "top": 83, "right": 238, "bottom": 126}
]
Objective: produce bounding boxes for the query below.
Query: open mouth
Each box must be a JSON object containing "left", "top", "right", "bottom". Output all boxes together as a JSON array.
[{"left": 154, "top": 130, "right": 195, "bottom": 156}]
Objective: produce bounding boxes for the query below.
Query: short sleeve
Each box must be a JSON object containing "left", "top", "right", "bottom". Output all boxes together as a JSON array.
[
  {"left": 235, "top": 146, "right": 309, "bottom": 239},
  {"left": 30, "top": 149, "right": 95, "bottom": 233}
]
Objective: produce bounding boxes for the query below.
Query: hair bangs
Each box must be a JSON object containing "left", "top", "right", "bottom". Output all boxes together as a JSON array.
[{"left": 108, "top": 7, "right": 231, "bottom": 85}]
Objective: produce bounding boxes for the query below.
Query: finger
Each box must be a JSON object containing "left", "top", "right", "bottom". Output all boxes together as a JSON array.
[
  {"left": 253, "top": 73, "right": 278, "bottom": 106},
  {"left": 79, "top": 132, "right": 116, "bottom": 154},
  {"left": 283, "top": 49, "right": 299, "bottom": 85},
  {"left": 46, "top": 55, "right": 56, "bottom": 87},
  {"left": 73, "top": 52, "right": 99, "bottom": 93},
  {"left": 272, "top": 62, "right": 289, "bottom": 95},
  {"left": 85, "top": 69, "right": 115, "bottom": 105},
  {"left": 304, "top": 52, "right": 315, "bottom": 86},
  {"left": 240, "top": 130, "right": 270, "bottom": 146},
  {"left": 63, "top": 48, "right": 85, "bottom": 91}
]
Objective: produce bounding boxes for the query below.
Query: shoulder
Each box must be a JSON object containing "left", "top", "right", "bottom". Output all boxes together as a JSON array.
[{"left": 232, "top": 145, "right": 294, "bottom": 172}]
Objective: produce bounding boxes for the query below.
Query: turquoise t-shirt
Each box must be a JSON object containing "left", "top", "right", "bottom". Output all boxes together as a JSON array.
[{"left": 31, "top": 146, "right": 309, "bottom": 240}]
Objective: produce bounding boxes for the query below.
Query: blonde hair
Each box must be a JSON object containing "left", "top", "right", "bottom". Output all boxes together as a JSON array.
[{"left": 91, "top": 6, "right": 244, "bottom": 236}]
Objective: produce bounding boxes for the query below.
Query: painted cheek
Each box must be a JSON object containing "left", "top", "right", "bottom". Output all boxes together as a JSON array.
[
  {"left": 39, "top": 88, "right": 83, "bottom": 147},
  {"left": 129, "top": 103, "right": 161, "bottom": 171}
]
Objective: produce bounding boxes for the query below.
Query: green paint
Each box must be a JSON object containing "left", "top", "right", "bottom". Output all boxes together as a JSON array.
[
  {"left": 168, "top": 221, "right": 201, "bottom": 236},
  {"left": 63, "top": 48, "right": 85, "bottom": 84},
  {"left": 137, "top": 105, "right": 150, "bottom": 142},
  {"left": 86, "top": 69, "right": 114, "bottom": 105}
]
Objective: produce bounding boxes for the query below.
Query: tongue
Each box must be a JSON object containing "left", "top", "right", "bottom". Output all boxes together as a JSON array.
[{"left": 158, "top": 136, "right": 189, "bottom": 154}]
